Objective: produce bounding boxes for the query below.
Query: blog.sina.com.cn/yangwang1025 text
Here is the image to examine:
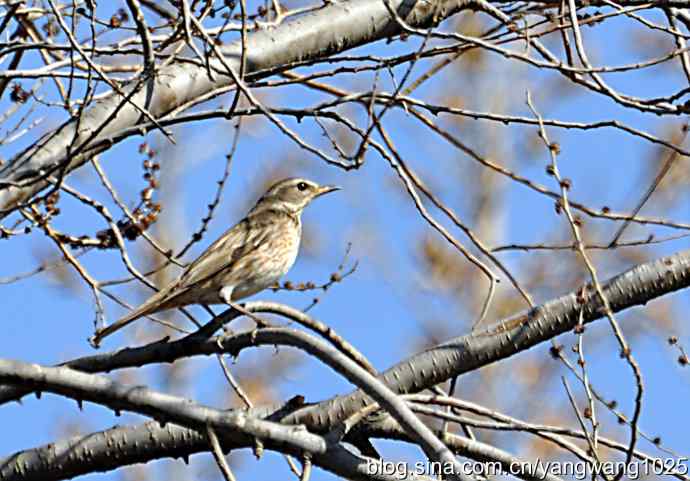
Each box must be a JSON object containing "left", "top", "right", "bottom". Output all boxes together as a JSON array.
[{"left": 365, "top": 458, "right": 689, "bottom": 479}]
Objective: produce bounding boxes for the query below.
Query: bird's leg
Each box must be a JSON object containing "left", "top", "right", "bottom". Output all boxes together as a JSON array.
[
  {"left": 219, "top": 286, "right": 270, "bottom": 328},
  {"left": 196, "top": 304, "right": 234, "bottom": 338}
]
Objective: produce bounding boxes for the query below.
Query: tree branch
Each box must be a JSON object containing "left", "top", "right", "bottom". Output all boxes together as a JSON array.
[
  {"left": 0, "top": 0, "right": 475, "bottom": 218},
  {"left": 1, "top": 249, "right": 689, "bottom": 479},
  {"left": 0, "top": 324, "right": 472, "bottom": 481},
  {"left": 0, "top": 420, "right": 434, "bottom": 481}
]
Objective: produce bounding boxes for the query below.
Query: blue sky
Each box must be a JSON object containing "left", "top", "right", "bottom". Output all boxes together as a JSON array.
[{"left": 1, "top": 2, "right": 689, "bottom": 480}]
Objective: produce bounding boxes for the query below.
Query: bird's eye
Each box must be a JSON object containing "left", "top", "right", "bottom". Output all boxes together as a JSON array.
[{"left": 296, "top": 182, "right": 308, "bottom": 191}]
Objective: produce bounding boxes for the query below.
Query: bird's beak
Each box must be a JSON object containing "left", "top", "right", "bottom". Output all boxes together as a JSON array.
[{"left": 315, "top": 184, "right": 340, "bottom": 197}]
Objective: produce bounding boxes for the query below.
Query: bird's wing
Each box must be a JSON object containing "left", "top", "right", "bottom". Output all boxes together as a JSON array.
[
  {"left": 90, "top": 211, "right": 282, "bottom": 347},
  {"left": 173, "top": 214, "right": 270, "bottom": 291},
  {"left": 90, "top": 288, "right": 169, "bottom": 346}
]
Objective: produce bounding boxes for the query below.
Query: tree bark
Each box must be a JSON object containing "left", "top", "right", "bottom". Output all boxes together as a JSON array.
[
  {"left": 0, "top": 0, "right": 473, "bottom": 217},
  {"left": 2, "top": 248, "right": 688, "bottom": 480}
]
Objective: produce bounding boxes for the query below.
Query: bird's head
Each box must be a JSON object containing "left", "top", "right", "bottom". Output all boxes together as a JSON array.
[{"left": 252, "top": 177, "right": 340, "bottom": 215}]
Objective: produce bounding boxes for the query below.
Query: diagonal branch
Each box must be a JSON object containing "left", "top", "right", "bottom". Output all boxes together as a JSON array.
[
  {"left": 0, "top": 0, "right": 475, "bottom": 218},
  {"left": 288, "top": 247, "right": 690, "bottom": 426},
  {"left": 0, "top": 324, "right": 471, "bottom": 480},
  {"left": 0, "top": 359, "right": 328, "bottom": 455},
  {"left": 1, "top": 249, "right": 689, "bottom": 480}
]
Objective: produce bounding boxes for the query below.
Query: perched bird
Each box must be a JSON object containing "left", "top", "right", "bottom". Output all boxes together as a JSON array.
[{"left": 90, "top": 177, "right": 339, "bottom": 347}]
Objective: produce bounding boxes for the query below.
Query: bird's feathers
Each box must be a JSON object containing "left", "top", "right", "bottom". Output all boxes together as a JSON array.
[
  {"left": 89, "top": 177, "right": 333, "bottom": 347},
  {"left": 90, "top": 209, "right": 299, "bottom": 347}
]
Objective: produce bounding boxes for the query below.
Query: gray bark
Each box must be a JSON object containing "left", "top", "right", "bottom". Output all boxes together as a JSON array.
[
  {"left": 0, "top": 0, "right": 472, "bottom": 217},
  {"left": 0, "top": 420, "right": 433, "bottom": 481},
  {"left": 1, "top": 248, "right": 689, "bottom": 480}
]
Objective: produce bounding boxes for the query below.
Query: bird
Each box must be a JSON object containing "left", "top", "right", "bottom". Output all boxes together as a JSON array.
[{"left": 90, "top": 177, "right": 340, "bottom": 347}]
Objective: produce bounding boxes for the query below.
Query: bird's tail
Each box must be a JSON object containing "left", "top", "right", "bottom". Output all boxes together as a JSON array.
[{"left": 89, "top": 294, "right": 163, "bottom": 348}]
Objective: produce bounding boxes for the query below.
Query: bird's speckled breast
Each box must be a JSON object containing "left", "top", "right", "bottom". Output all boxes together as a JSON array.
[{"left": 228, "top": 212, "right": 301, "bottom": 300}]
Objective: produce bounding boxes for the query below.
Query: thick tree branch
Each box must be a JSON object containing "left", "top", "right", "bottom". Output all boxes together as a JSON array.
[
  {"left": 0, "top": 249, "right": 688, "bottom": 480},
  {"left": 0, "top": 359, "right": 328, "bottom": 454},
  {"left": 0, "top": 301, "right": 371, "bottom": 406},
  {"left": 0, "top": 325, "right": 472, "bottom": 481},
  {"left": 0, "top": 0, "right": 474, "bottom": 217},
  {"left": 0, "top": 420, "right": 433, "bottom": 481},
  {"left": 289, "top": 248, "right": 690, "bottom": 427}
]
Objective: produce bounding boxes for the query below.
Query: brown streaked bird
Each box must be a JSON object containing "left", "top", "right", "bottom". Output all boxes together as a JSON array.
[{"left": 90, "top": 177, "right": 339, "bottom": 347}]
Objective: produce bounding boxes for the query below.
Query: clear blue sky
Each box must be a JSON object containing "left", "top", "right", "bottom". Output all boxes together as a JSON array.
[{"left": 1, "top": 3, "right": 689, "bottom": 480}]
